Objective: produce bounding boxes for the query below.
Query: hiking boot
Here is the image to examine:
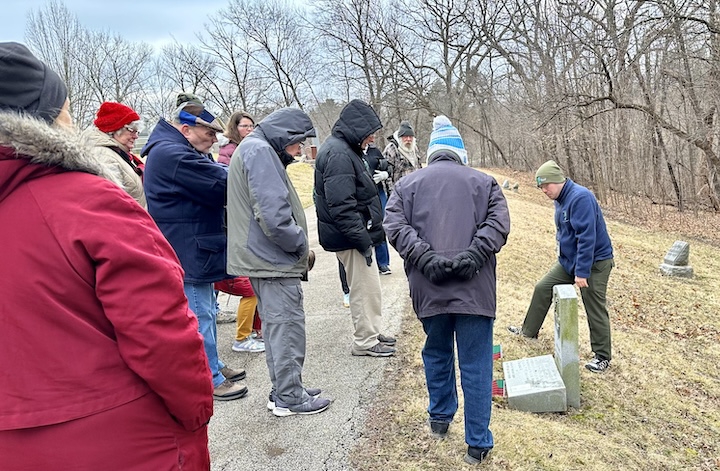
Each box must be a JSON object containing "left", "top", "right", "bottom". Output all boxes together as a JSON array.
[
  {"left": 213, "top": 379, "right": 248, "bottom": 401},
  {"left": 464, "top": 446, "right": 491, "bottom": 464},
  {"left": 220, "top": 366, "right": 246, "bottom": 382},
  {"left": 272, "top": 396, "right": 331, "bottom": 417},
  {"left": 351, "top": 342, "right": 396, "bottom": 357},
  {"left": 267, "top": 388, "right": 322, "bottom": 410},
  {"left": 377, "top": 333, "right": 396, "bottom": 346},
  {"left": 232, "top": 337, "right": 265, "bottom": 353},
  {"left": 428, "top": 419, "right": 449, "bottom": 439},
  {"left": 585, "top": 356, "right": 610, "bottom": 373},
  {"left": 378, "top": 265, "right": 392, "bottom": 275},
  {"left": 507, "top": 325, "right": 537, "bottom": 339},
  {"left": 343, "top": 293, "right": 350, "bottom": 308}
]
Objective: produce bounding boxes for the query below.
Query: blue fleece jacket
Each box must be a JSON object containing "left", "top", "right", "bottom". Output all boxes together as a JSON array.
[{"left": 555, "top": 179, "right": 613, "bottom": 278}]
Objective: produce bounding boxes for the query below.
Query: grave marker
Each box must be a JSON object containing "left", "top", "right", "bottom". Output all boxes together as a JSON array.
[{"left": 553, "top": 284, "right": 580, "bottom": 408}]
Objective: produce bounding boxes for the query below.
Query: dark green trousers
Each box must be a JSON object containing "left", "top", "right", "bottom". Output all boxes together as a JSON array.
[{"left": 522, "top": 259, "right": 614, "bottom": 360}]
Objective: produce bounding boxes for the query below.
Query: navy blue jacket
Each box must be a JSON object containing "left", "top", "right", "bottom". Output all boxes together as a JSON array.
[
  {"left": 141, "top": 119, "right": 229, "bottom": 283},
  {"left": 555, "top": 179, "right": 613, "bottom": 279},
  {"left": 314, "top": 100, "right": 384, "bottom": 252}
]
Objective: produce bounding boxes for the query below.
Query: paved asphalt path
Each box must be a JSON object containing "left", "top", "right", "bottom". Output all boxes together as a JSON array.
[{"left": 209, "top": 206, "right": 411, "bottom": 471}]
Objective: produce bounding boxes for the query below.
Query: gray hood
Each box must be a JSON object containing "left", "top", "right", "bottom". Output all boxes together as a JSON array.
[{"left": 255, "top": 108, "right": 316, "bottom": 154}]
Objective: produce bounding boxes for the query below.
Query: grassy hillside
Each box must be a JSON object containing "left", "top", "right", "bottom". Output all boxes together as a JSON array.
[{"left": 292, "top": 167, "right": 719, "bottom": 471}]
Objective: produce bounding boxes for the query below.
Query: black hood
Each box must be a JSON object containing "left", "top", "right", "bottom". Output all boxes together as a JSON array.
[{"left": 331, "top": 100, "right": 382, "bottom": 153}]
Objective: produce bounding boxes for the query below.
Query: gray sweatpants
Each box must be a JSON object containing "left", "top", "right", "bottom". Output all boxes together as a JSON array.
[{"left": 250, "top": 277, "right": 309, "bottom": 405}]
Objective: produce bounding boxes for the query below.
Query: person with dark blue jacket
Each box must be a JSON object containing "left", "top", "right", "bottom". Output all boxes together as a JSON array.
[
  {"left": 384, "top": 116, "right": 510, "bottom": 465},
  {"left": 508, "top": 159, "right": 615, "bottom": 373},
  {"left": 142, "top": 94, "right": 248, "bottom": 401}
]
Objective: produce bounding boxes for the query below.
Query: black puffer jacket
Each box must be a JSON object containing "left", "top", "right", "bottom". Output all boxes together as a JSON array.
[{"left": 314, "top": 100, "right": 384, "bottom": 253}]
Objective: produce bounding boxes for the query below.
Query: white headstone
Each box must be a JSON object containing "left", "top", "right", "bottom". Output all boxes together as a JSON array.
[
  {"left": 553, "top": 284, "right": 580, "bottom": 408},
  {"left": 503, "top": 355, "right": 567, "bottom": 413}
]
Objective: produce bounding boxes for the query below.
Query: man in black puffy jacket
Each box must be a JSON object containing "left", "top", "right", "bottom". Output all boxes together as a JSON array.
[{"left": 314, "top": 100, "right": 396, "bottom": 357}]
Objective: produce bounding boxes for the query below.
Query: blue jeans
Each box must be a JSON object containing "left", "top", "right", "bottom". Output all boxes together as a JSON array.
[
  {"left": 184, "top": 282, "right": 225, "bottom": 387},
  {"left": 420, "top": 314, "right": 494, "bottom": 449},
  {"left": 375, "top": 189, "right": 390, "bottom": 267}
]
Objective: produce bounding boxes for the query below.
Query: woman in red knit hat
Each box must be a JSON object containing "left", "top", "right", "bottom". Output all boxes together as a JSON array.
[{"left": 83, "top": 101, "right": 147, "bottom": 207}]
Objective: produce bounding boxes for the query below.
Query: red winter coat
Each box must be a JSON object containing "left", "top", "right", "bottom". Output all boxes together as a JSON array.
[{"left": 0, "top": 113, "right": 213, "bottom": 436}]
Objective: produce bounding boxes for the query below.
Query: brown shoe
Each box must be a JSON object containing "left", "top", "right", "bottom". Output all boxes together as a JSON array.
[
  {"left": 220, "top": 366, "right": 246, "bottom": 382},
  {"left": 213, "top": 379, "right": 248, "bottom": 401}
]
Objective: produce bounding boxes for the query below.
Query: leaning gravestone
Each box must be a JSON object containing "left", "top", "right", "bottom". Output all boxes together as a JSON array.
[
  {"left": 503, "top": 355, "right": 567, "bottom": 413},
  {"left": 659, "top": 240, "right": 693, "bottom": 278},
  {"left": 553, "top": 284, "right": 580, "bottom": 408},
  {"left": 502, "top": 179, "right": 510, "bottom": 189}
]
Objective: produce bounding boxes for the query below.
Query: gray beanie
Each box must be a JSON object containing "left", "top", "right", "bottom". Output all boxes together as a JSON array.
[
  {"left": 0, "top": 42, "right": 68, "bottom": 124},
  {"left": 397, "top": 121, "right": 415, "bottom": 137}
]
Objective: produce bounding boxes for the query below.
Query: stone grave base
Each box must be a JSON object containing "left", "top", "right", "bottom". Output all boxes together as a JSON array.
[{"left": 503, "top": 355, "right": 567, "bottom": 413}]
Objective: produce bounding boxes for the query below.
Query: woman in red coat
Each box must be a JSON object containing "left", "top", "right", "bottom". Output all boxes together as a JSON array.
[{"left": 0, "top": 42, "right": 214, "bottom": 470}]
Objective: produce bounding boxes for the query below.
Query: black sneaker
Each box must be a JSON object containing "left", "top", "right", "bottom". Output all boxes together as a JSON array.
[
  {"left": 273, "top": 396, "right": 331, "bottom": 417},
  {"left": 428, "top": 419, "right": 449, "bottom": 439},
  {"left": 464, "top": 446, "right": 491, "bottom": 464},
  {"left": 351, "top": 342, "right": 396, "bottom": 357},
  {"left": 267, "top": 388, "right": 322, "bottom": 410},
  {"left": 377, "top": 333, "right": 396, "bottom": 345},
  {"left": 378, "top": 265, "right": 392, "bottom": 275},
  {"left": 585, "top": 356, "right": 610, "bottom": 373}
]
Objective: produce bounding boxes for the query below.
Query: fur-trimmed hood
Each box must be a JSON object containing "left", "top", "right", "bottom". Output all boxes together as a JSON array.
[{"left": 0, "top": 111, "right": 121, "bottom": 203}]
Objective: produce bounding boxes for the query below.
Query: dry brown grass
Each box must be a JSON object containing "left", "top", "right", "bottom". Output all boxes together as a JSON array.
[
  {"left": 339, "top": 168, "right": 720, "bottom": 471},
  {"left": 287, "top": 161, "right": 315, "bottom": 208}
]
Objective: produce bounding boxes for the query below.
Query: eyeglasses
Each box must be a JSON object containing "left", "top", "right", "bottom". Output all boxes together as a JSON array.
[
  {"left": 238, "top": 124, "right": 254, "bottom": 129},
  {"left": 123, "top": 126, "right": 140, "bottom": 135}
]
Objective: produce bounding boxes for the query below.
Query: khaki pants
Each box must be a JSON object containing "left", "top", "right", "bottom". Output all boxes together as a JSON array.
[{"left": 336, "top": 249, "right": 383, "bottom": 349}]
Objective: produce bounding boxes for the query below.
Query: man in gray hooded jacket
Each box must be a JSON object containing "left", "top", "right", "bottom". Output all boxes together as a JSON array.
[{"left": 226, "top": 107, "right": 330, "bottom": 417}]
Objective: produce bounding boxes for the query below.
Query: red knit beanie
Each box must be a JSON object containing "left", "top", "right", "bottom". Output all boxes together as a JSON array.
[{"left": 94, "top": 101, "right": 140, "bottom": 133}]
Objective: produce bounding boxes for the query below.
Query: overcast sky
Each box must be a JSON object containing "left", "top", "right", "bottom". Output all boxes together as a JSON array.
[{"left": 5, "top": 0, "right": 227, "bottom": 49}]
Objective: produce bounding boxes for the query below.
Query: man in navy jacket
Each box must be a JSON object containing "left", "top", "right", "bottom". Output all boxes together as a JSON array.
[
  {"left": 143, "top": 94, "right": 247, "bottom": 400},
  {"left": 508, "top": 159, "right": 615, "bottom": 373}
]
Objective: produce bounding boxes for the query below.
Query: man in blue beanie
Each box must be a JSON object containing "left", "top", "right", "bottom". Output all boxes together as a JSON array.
[{"left": 385, "top": 115, "right": 510, "bottom": 465}]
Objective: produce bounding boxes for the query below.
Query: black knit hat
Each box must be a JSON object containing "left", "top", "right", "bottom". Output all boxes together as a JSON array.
[
  {"left": 397, "top": 121, "right": 415, "bottom": 137},
  {"left": 0, "top": 42, "right": 68, "bottom": 124}
]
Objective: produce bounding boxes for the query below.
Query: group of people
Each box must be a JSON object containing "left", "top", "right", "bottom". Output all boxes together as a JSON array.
[{"left": 0, "top": 41, "right": 615, "bottom": 468}]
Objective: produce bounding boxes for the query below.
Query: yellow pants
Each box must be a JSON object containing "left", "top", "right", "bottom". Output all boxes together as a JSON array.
[{"left": 235, "top": 296, "right": 258, "bottom": 341}]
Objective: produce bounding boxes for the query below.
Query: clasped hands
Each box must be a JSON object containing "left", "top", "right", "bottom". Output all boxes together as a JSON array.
[
  {"left": 417, "top": 248, "right": 484, "bottom": 284},
  {"left": 372, "top": 170, "right": 389, "bottom": 184}
]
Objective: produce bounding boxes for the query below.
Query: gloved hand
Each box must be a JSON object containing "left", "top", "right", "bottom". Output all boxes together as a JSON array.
[
  {"left": 416, "top": 250, "right": 453, "bottom": 284},
  {"left": 451, "top": 247, "right": 485, "bottom": 281},
  {"left": 373, "top": 170, "right": 389, "bottom": 184},
  {"left": 362, "top": 247, "right": 373, "bottom": 266}
]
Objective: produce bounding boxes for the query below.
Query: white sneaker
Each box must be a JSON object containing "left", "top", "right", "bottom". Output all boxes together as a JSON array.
[
  {"left": 343, "top": 293, "right": 350, "bottom": 308},
  {"left": 232, "top": 337, "right": 265, "bottom": 353}
]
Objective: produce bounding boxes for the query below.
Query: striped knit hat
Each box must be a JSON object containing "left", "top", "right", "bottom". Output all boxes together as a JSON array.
[{"left": 426, "top": 115, "right": 467, "bottom": 165}]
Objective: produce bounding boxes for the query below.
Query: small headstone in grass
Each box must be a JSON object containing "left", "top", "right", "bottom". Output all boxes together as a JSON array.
[
  {"left": 503, "top": 355, "right": 567, "bottom": 413},
  {"left": 659, "top": 240, "right": 693, "bottom": 278},
  {"left": 512, "top": 182, "right": 519, "bottom": 192},
  {"left": 502, "top": 179, "right": 510, "bottom": 189},
  {"left": 553, "top": 284, "right": 580, "bottom": 408}
]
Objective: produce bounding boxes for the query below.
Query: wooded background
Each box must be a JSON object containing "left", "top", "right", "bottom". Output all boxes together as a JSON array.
[{"left": 24, "top": 0, "right": 720, "bottom": 212}]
